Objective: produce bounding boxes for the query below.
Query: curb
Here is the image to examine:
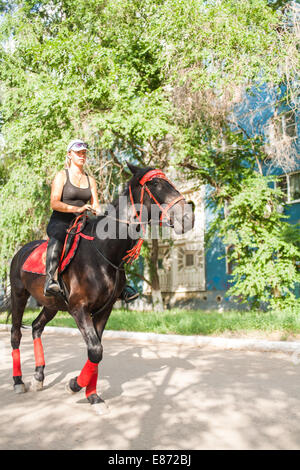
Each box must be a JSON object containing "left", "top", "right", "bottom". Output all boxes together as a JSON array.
[{"left": 1, "top": 323, "right": 300, "bottom": 354}]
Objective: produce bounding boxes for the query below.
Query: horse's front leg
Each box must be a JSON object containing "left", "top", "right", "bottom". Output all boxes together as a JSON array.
[
  {"left": 31, "top": 307, "right": 58, "bottom": 391},
  {"left": 67, "top": 306, "right": 109, "bottom": 414}
]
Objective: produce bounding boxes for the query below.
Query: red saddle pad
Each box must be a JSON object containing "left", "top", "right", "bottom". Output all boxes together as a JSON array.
[
  {"left": 22, "top": 235, "right": 81, "bottom": 275},
  {"left": 22, "top": 241, "right": 49, "bottom": 275}
]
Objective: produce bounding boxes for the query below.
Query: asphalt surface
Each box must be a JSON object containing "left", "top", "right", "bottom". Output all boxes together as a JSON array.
[{"left": 1, "top": 328, "right": 300, "bottom": 450}]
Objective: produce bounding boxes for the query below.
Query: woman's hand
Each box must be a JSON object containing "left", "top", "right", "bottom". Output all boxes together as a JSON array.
[{"left": 77, "top": 204, "right": 94, "bottom": 214}]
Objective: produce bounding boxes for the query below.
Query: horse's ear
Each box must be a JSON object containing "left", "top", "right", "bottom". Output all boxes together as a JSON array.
[{"left": 126, "top": 161, "right": 140, "bottom": 175}]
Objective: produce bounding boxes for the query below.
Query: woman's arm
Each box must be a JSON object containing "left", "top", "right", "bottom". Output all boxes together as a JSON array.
[
  {"left": 89, "top": 176, "right": 101, "bottom": 215},
  {"left": 50, "top": 171, "right": 91, "bottom": 213}
]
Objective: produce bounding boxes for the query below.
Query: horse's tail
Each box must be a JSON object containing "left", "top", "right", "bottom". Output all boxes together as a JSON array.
[
  {"left": 0, "top": 283, "right": 12, "bottom": 323},
  {"left": 0, "top": 284, "right": 30, "bottom": 329}
]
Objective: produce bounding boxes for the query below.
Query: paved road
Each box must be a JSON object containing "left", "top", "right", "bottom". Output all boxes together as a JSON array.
[{"left": 0, "top": 328, "right": 300, "bottom": 450}]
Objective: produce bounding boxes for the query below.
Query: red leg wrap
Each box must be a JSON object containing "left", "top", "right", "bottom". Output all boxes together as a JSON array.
[
  {"left": 12, "top": 349, "right": 22, "bottom": 377},
  {"left": 77, "top": 359, "right": 98, "bottom": 389},
  {"left": 85, "top": 366, "right": 98, "bottom": 398},
  {"left": 33, "top": 338, "right": 45, "bottom": 367}
]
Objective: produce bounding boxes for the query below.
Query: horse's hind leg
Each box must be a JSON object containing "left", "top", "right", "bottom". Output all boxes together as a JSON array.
[
  {"left": 11, "top": 288, "right": 30, "bottom": 394},
  {"left": 31, "top": 307, "right": 57, "bottom": 391}
]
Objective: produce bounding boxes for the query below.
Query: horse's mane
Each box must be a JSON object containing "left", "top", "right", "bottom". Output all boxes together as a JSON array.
[
  {"left": 110, "top": 166, "right": 153, "bottom": 208},
  {"left": 110, "top": 183, "right": 130, "bottom": 208}
]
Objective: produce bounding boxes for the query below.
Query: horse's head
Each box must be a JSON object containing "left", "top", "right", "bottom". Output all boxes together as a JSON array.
[{"left": 127, "top": 163, "right": 195, "bottom": 235}]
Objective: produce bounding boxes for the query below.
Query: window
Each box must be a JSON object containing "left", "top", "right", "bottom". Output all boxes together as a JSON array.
[
  {"left": 178, "top": 247, "right": 203, "bottom": 272},
  {"left": 185, "top": 253, "right": 194, "bottom": 267},
  {"left": 277, "top": 172, "right": 300, "bottom": 203},
  {"left": 277, "top": 176, "right": 288, "bottom": 203},
  {"left": 266, "top": 110, "right": 297, "bottom": 143},
  {"left": 290, "top": 173, "right": 300, "bottom": 201},
  {"left": 187, "top": 200, "right": 195, "bottom": 212},
  {"left": 281, "top": 111, "right": 297, "bottom": 138}
]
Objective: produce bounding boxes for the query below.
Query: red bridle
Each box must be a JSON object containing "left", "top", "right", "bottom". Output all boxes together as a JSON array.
[{"left": 123, "top": 169, "right": 184, "bottom": 263}]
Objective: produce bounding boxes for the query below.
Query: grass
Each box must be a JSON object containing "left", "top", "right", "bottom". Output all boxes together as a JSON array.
[{"left": 1, "top": 307, "right": 300, "bottom": 339}]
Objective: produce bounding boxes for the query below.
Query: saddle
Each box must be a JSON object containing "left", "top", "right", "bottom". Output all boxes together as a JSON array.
[{"left": 22, "top": 215, "right": 94, "bottom": 275}]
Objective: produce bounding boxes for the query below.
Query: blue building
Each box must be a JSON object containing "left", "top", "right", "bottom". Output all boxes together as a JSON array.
[
  {"left": 204, "top": 84, "right": 300, "bottom": 310},
  {"left": 141, "top": 83, "right": 300, "bottom": 312},
  {"left": 142, "top": 1, "right": 300, "bottom": 311}
]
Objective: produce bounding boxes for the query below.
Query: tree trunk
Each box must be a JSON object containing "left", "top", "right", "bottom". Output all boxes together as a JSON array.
[{"left": 149, "top": 239, "right": 164, "bottom": 311}]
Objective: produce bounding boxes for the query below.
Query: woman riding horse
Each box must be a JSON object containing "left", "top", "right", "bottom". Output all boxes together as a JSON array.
[
  {"left": 9, "top": 160, "right": 194, "bottom": 412},
  {"left": 44, "top": 138, "right": 138, "bottom": 302}
]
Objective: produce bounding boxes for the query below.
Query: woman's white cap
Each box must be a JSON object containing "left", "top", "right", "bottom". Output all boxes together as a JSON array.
[{"left": 67, "top": 139, "right": 88, "bottom": 152}]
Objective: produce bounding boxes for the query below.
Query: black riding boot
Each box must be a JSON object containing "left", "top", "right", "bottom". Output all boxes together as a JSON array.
[
  {"left": 44, "top": 238, "right": 63, "bottom": 297},
  {"left": 120, "top": 285, "right": 139, "bottom": 303}
]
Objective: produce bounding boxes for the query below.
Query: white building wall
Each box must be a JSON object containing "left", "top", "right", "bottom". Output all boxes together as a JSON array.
[{"left": 144, "top": 183, "right": 206, "bottom": 296}]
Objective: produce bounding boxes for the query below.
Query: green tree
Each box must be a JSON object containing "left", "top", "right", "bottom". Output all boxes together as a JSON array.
[
  {"left": 218, "top": 174, "right": 300, "bottom": 309},
  {"left": 0, "top": 0, "right": 298, "bottom": 308},
  {"left": 0, "top": 1, "right": 171, "bottom": 295}
]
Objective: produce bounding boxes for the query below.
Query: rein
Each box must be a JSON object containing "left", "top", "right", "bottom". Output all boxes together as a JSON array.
[
  {"left": 59, "top": 213, "right": 94, "bottom": 265},
  {"left": 91, "top": 222, "right": 126, "bottom": 272},
  {"left": 58, "top": 213, "right": 124, "bottom": 316}
]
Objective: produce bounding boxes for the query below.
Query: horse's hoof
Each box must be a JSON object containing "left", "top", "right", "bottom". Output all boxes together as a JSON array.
[
  {"left": 14, "top": 383, "right": 26, "bottom": 394},
  {"left": 65, "top": 377, "right": 82, "bottom": 395},
  {"left": 30, "top": 377, "right": 44, "bottom": 392},
  {"left": 65, "top": 380, "right": 81, "bottom": 394},
  {"left": 87, "top": 393, "right": 109, "bottom": 415},
  {"left": 92, "top": 401, "right": 109, "bottom": 415},
  {"left": 65, "top": 382, "right": 76, "bottom": 394}
]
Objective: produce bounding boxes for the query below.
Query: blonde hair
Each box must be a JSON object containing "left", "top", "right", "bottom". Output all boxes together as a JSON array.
[{"left": 64, "top": 152, "right": 71, "bottom": 169}]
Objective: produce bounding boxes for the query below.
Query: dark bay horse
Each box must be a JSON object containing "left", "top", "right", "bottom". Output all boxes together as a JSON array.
[{"left": 9, "top": 163, "right": 194, "bottom": 413}]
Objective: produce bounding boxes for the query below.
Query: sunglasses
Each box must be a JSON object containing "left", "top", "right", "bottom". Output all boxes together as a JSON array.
[{"left": 70, "top": 143, "right": 88, "bottom": 151}]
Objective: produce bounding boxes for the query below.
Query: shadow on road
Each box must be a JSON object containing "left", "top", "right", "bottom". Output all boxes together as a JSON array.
[{"left": 0, "top": 330, "right": 300, "bottom": 449}]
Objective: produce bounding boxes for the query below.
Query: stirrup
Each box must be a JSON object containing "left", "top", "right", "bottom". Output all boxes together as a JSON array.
[
  {"left": 44, "top": 279, "right": 62, "bottom": 297},
  {"left": 120, "top": 286, "right": 139, "bottom": 304}
]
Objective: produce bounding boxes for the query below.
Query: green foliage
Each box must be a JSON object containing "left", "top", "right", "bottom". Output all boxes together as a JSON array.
[
  {"left": 0, "top": 0, "right": 169, "bottom": 278},
  {"left": 155, "top": 0, "right": 289, "bottom": 89},
  {"left": 0, "top": 163, "right": 50, "bottom": 276},
  {"left": 0, "top": 0, "right": 298, "bottom": 290},
  {"left": 218, "top": 174, "right": 300, "bottom": 309}
]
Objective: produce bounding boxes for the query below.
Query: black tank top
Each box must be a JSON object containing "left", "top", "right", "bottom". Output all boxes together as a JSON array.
[
  {"left": 61, "top": 169, "right": 92, "bottom": 208},
  {"left": 50, "top": 169, "right": 92, "bottom": 221}
]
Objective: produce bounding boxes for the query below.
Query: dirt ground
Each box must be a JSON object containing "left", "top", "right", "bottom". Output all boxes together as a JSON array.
[{"left": 1, "top": 328, "right": 300, "bottom": 450}]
